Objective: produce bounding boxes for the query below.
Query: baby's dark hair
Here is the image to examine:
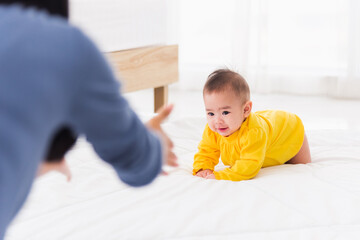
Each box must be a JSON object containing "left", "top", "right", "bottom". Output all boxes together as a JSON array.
[
  {"left": 45, "top": 127, "right": 77, "bottom": 162},
  {"left": 204, "top": 69, "right": 250, "bottom": 105},
  {"left": 0, "top": 0, "right": 69, "bottom": 19}
]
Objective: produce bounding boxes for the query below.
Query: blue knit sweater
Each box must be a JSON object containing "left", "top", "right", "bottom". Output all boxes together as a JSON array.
[{"left": 0, "top": 5, "right": 162, "bottom": 238}]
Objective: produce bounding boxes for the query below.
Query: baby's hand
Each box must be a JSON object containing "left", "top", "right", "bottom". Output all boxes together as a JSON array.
[
  {"left": 205, "top": 174, "right": 215, "bottom": 179},
  {"left": 196, "top": 169, "right": 213, "bottom": 178}
]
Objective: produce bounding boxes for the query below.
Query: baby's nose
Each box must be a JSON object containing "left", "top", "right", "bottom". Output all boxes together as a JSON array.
[{"left": 215, "top": 115, "right": 224, "bottom": 124}]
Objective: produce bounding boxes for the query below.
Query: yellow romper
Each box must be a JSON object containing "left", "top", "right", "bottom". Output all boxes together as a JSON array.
[{"left": 193, "top": 110, "right": 305, "bottom": 181}]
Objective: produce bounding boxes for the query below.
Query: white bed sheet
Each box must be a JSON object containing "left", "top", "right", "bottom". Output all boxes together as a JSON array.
[
  {"left": 70, "top": 0, "right": 167, "bottom": 52},
  {"left": 6, "top": 117, "right": 360, "bottom": 240}
]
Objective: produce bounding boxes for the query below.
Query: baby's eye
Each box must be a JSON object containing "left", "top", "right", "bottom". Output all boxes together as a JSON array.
[
  {"left": 222, "top": 111, "right": 230, "bottom": 115},
  {"left": 207, "top": 112, "right": 214, "bottom": 116}
]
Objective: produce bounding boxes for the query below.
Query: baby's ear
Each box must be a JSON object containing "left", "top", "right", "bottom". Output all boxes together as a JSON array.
[{"left": 243, "top": 101, "right": 252, "bottom": 116}]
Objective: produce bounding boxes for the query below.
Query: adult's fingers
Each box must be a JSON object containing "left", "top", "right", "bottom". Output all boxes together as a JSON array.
[
  {"left": 163, "top": 133, "right": 174, "bottom": 149},
  {"left": 167, "top": 151, "right": 178, "bottom": 167},
  {"left": 152, "top": 104, "right": 174, "bottom": 125},
  {"left": 161, "top": 170, "right": 169, "bottom": 176}
]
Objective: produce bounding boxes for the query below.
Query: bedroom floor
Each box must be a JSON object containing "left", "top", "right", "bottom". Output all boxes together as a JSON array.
[{"left": 124, "top": 87, "right": 360, "bottom": 132}]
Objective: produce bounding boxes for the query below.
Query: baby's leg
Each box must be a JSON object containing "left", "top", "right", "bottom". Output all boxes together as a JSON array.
[{"left": 286, "top": 134, "right": 311, "bottom": 164}]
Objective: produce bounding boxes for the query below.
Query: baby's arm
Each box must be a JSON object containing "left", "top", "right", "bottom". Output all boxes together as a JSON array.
[
  {"left": 193, "top": 125, "right": 220, "bottom": 177},
  {"left": 213, "top": 160, "right": 262, "bottom": 181},
  {"left": 214, "top": 128, "right": 267, "bottom": 181}
]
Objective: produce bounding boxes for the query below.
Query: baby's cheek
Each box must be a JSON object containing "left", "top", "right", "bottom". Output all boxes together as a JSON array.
[
  {"left": 207, "top": 122, "right": 216, "bottom": 132},
  {"left": 231, "top": 119, "right": 242, "bottom": 129}
]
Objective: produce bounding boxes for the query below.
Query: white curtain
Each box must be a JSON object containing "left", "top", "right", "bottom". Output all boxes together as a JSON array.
[
  {"left": 70, "top": 0, "right": 167, "bottom": 52},
  {"left": 177, "top": 0, "right": 360, "bottom": 99}
]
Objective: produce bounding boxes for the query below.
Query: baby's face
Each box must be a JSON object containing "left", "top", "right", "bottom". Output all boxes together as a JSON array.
[{"left": 204, "top": 91, "right": 248, "bottom": 137}]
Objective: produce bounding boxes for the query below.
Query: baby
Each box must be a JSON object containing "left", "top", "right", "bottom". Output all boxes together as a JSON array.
[{"left": 193, "top": 69, "right": 311, "bottom": 181}]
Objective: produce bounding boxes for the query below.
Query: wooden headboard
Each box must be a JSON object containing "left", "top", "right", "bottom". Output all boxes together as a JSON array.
[{"left": 106, "top": 45, "right": 178, "bottom": 112}]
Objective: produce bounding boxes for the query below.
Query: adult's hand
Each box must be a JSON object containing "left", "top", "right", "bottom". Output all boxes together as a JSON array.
[
  {"left": 146, "top": 104, "right": 178, "bottom": 173},
  {"left": 37, "top": 158, "right": 72, "bottom": 181}
]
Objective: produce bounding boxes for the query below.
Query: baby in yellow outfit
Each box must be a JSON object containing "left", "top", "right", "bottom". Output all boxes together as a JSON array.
[{"left": 193, "top": 69, "right": 311, "bottom": 181}]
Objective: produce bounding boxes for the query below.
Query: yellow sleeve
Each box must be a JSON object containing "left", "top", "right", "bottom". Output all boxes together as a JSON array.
[
  {"left": 193, "top": 125, "right": 220, "bottom": 175},
  {"left": 213, "top": 128, "right": 267, "bottom": 181}
]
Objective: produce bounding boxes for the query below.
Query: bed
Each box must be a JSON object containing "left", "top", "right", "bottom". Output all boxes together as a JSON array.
[{"left": 5, "top": 116, "right": 360, "bottom": 239}]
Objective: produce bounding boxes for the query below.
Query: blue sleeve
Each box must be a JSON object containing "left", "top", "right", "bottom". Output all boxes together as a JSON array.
[{"left": 69, "top": 29, "right": 163, "bottom": 187}]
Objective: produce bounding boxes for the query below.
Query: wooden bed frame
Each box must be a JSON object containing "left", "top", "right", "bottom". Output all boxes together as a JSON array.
[{"left": 106, "top": 45, "right": 178, "bottom": 112}]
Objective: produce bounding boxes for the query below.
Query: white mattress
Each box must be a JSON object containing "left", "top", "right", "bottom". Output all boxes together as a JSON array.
[
  {"left": 6, "top": 117, "right": 360, "bottom": 240},
  {"left": 70, "top": 0, "right": 167, "bottom": 52}
]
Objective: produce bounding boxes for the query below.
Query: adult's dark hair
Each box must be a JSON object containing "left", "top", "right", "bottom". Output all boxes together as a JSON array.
[
  {"left": 45, "top": 127, "right": 77, "bottom": 162},
  {"left": 0, "top": 0, "right": 69, "bottom": 19}
]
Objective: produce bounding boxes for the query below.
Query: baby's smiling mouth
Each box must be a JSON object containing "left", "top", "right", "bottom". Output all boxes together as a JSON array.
[{"left": 217, "top": 127, "right": 228, "bottom": 132}]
